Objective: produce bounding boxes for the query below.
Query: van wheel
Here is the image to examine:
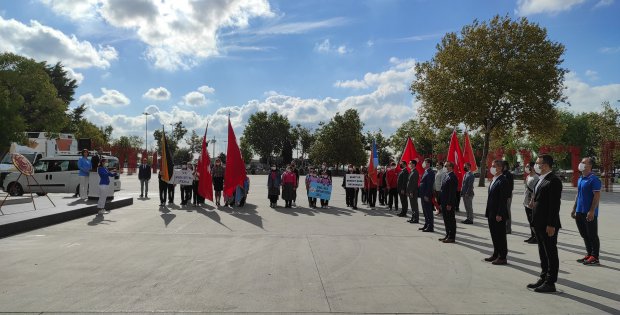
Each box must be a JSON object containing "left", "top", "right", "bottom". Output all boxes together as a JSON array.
[
  {"left": 8, "top": 182, "right": 24, "bottom": 196},
  {"left": 36, "top": 192, "right": 47, "bottom": 196},
  {"left": 76, "top": 185, "right": 80, "bottom": 196}
]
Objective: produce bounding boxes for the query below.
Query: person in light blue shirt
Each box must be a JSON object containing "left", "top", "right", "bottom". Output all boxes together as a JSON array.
[
  {"left": 572, "top": 156, "right": 602, "bottom": 265},
  {"left": 77, "top": 149, "right": 91, "bottom": 201},
  {"left": 97, "top": 159, "right": 117, "bottom": 215}
]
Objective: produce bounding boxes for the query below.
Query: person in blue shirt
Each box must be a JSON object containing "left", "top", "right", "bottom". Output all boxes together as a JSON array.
[
  {"left": 572, "top": 156, "right": 602, "bottom": 265},
  {"left": 97, "top": 159, "right": 117, "bottom": 215},
  {"left": 78, "top": 149, "right": 92, "bottom": 201}
]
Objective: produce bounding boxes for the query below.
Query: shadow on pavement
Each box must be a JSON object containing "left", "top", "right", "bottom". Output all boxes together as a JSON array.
[
  {"left": 196, "top": 208, "right": 231, "bottom": 231},
  {"left": 159, "top": 207, "right": 176, "bottom": 227},
  {"left": 225, "top": 203, "right": 264, "bottom": 230},
  {"left": 87, "top": 214, "right": 116, "bottom": 226}
]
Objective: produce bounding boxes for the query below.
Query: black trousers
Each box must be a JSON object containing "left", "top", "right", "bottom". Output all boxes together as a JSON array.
[
  {"left": 387, "top": 188, "right": 398, "bottom": 210},
  {"left": 488, "top": 216, "right": 508, "bottom": 259},
  {"left": 167, "top": 184, "right": 175, "bottom": 203},
  {"left": 525, "top": 207, "right": 536, "bottom": 238},
  {"left": 421, "top": 197, "right": 434, "bottom": 229},
  {"left": 455, "top": 192, "right": 461, "bottom": 211},
  {"left": 534, "top": 226, "right": 560, "bottom": 283},
  {"left": 192, "top": 180, "right": 199, "bottom": 204},
  {"left": 159, "top": 180, "right": 168, "bottom": 204},
  {"left": 378, "top": 187, "right": 386, "bottom": 204},
  {"left": 367, "top": 188, "right": 377, "bottom": 207},
  {"left": 408, "top": 194, "right": 419, "bottom": 221},
  {"left": 575, "top": 213, "right": 600, "bottom": 257},
  {"left": 398, "top": 192, "right": 408, "bottom": 215},
  {"left": 361, "top": 188, "right": 367, "bottom": 203},
  {"left": 345, "top": 187, "right": 354, "bottom": 206},
  {"left": 442, "top": 205, "right": 456, "bottom": 239},
  {"left": 181, "top": 185, "right": 192, "bottom": 204}
]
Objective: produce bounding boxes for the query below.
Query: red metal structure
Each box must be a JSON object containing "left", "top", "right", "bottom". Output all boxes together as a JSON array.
[{"left": 601, "top": 141, "right": 619, "bottom": 192}]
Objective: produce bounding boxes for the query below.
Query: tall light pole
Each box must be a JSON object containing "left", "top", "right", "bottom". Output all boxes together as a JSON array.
[{"left": 143, "top": 112, "right": 151, "bottom": 155}]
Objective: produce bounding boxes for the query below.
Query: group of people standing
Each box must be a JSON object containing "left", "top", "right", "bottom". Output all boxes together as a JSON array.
[{"left": 77, "top": 148, "right": 117, "bottom": 215}]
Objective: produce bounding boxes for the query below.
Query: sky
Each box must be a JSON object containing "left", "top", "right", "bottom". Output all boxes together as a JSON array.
[{"left": 1, "top": 0, "right": 619, "bottom": 155}]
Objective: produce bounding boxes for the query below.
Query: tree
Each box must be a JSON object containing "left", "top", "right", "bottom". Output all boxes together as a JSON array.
[
  {"left": 45, "top": 62, "right": 78, "bottom": 105},
  {"left": 282, "top": 139, "right": 293, "bottom": 165},
  {"left": 171, "top": 121, "right": 188, "bottom": 146},
  {"left": 389, "top": 119, "right": 435, "bottom": 158},
  {"left": 173, "top": 148, "right": 192, "bottom": 165},
  {"left": 243, "top": 111, "right": 291, "bottom": 164},
  {"left": 239, "top": 136, "right": 253, "bottom": 163},
  {"left": 410, "top": 15, "right": 567, "bottom": 186},
  {"left": 0, "top": 85, "right": 26, "bottom": 154},
  {"left": 298, "top": 126, "right": 316, "bottom": 165},
  {"left": 186, "top": 130, "right": 202, "bottom": 154},
  {"left": 365, "top": 130, "right": 392, "bottom": 166},
  {"left": 218, "top": 152, "right": 227, "bottom": 164},
  {"left": 309, "top": 109, "right": 366, "bottom": 171},
  {"left": 0, "top": 53, "right": 69, "bottom": 133}
]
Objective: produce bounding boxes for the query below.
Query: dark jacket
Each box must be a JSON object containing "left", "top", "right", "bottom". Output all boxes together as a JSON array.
[
  {"left": 532, "top": 172, "right": 563, "bottom": 229},
  {"left": 138, "top": 164, "right": 152, "bottom": 180},
  {"left": 406, "top": 169, "right": 419, "bottom": 196},
  {"left": 461, "top": 171, "right": 475, "bottom": 197},
  {"left": 503, "top": 170, "right": 514, "bottom": 196},
  {"left": 397, "top": 168, "right": 409, "bottom": 193},
  {"left": 419, "top": 168, "right": 435, "bottom": 199},
  {"left": 439, "top": 171, "right": 458, "bottom": 207},
  {"left": 485, "top": 175, "right": 509, "bottom": 218}
]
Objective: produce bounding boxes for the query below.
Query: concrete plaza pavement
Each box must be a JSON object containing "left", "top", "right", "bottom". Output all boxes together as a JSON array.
[{"left": 0, "top": 173, "right": 619, "bottom": 314}]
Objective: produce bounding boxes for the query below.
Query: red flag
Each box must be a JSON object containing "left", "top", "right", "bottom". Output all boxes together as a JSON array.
[
  {"left": 198, "top": 125, "right": 214, "bottom": 201},
  {"left": 367, "top": 140, "right": 377, "bottom": 185},
  {"left": 397, "top": 137, "right": 424, "bottom": 182},
  {"left": 462, "top": 131, "right": 478, "bottom": 173},
  {"left": 223, "top": 118, "right": 247, "bottom": 197},
  {"left": 447, "top": 130, "right": 464, "bottom": 190}
]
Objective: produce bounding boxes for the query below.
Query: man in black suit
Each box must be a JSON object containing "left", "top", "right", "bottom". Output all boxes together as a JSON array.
[
  {"left": 502, "top": 161, "right": 515, "bottom": 234},
  {"left": 397, "top": 161, "right": 410, "bottom": 217},
  {"left": 138, "top": 157, "right": 152, "bottom": 198},
  {"left": 439, "top": 161, "right": 458, "bottom": 243},
  {"left": 485, "top": 160, "right": 510, "bottom": 265},
  {"left": 406, "top": 159, "right": 420, "bottom": 224},
  {"left": 527, "top": 154, "right": 563, "bottom": 293},
  {"left": 419, "top": 158, "right": 435, "bottom": 232}
]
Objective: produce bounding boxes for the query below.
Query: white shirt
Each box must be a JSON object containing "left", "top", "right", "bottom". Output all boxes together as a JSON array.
[
  {"left": 535, "top": 172, "right": 550, "bottom": 194},
  {"left": 489, "top": 175, "right": 500, "bottom": 191}
]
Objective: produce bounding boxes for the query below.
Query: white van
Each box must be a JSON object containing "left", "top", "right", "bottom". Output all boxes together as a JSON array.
[{"left": 2, "top": 154, "right": 121, "bottom": 196}]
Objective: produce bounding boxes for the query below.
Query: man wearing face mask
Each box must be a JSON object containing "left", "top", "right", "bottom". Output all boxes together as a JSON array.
[
  {"left": 527, "top": 154, "right": 562, "bottom": 293},
  {"left": 343, "top": 164, "right": 356, "bottom": 208},
  {"left": 502, "top": 161, "right": 515, "bottom": 234},
  {"left": 321, "top": 162, "right": 332, "bottom": 207},
  {"left": 419, "top": 158, "right": 435, "bottom": 232},
  {"left": 523, "top": 161, "right": 539, "bottom": 244},
  {"left": 572, "top": 157, "right": 602, "bottom": 266},
  {"left": 439, "top": 161, "right": 458, "bottom": 243},
  {"left": 485, "top": 160, "right": 510, "bottom": 265},
  {"left": 267, "top": 164, "right": 281, "bottom": 208},
  {"left": 461, "top": 162, "right": 475, "bottom": 224},
  {"left": 397, "top": 161, "right": 410, "bottom": 217},
  {"left": 406, "top": 160, "right": 420, "bottom": 224},
  {"left": 385, "top": 162, "right": 399, "bottom": 211},
  {"left": 434, "top": 161, "right": 446, "bottom": 216}
]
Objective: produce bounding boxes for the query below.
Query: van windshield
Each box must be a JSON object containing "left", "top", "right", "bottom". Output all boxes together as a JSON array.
[{"left": 1, "top": 153, "right": 36, "bottom": 164}]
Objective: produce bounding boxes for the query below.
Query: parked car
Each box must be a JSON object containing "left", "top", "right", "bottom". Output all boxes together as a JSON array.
[{"left": 2, "top": 154, "right": 120, "bottom": 196}]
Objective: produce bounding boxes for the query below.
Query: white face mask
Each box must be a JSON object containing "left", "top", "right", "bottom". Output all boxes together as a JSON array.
[
  {"left": 422, "top": 162, "right": 427, "bottom": 168},
  {"left": 524, "top": 168, "right": 530, "bottom": 175},
  {"left": 490, "top": 166, "right": 497, "bottom": 176},
  {"left": 578, "top": 162, "right": 586, "bottom": 172},
  {"left": 271, "top": 167, "right": 276, "bottom": 170},
  {"left": 534, "top": 164, "right": 542, "bottom": 174}
]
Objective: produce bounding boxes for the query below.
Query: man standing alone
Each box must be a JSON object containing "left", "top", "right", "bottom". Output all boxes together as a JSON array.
[
  {"left": 138, "top": 157, "right": 151, "bottom": 198},
  {"left": 439, "top": 161, "right": 458, "bottom": 243},
  {"left": 461, "top": 162, "right": 475, "bottom": 224},
  {"left": 406, "top": 160, "right": 420, "bottom": 223},
  {"left": 419, "top": 158, "right": 435, "bottom": 232},
  {"left": 78, "top": 149, "right": 91, "bottom": 201},
  {"left": 527, "top": 154, "right": 562, "bottom": 293},
  {"left": 572, "top": 157, "right": 602, "bottom": 266},
  {"left": 485, "top": 160, "right": 509, "bottom": 265}
]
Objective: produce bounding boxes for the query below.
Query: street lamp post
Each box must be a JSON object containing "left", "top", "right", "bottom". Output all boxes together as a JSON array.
[{"left": 143, "top": 112, "right": 151, "bottom": 155}]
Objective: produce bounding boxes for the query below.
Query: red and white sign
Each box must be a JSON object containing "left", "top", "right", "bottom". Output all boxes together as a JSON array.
[{"left": 12, "top": 153, "right": 34, "bottom": 176}]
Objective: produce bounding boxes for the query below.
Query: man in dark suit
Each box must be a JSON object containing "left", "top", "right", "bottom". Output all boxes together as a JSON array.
[
  {"left": 397, "top": 161, "right": 410, "bottom": 217},
  {"left": 439, "top": 161, "right": 458, "bottom": 243},
  {"left": 138, "top": 157, "right": 152, "bottom": 198},
  {"left": 485, "top": 160, "right": 510, "bottom": 265},
  {"left": 419, "top": 158, "right": 435, "bottom": 232},
  {"left": 527, "top": 154, "right": 563, "bottom": 293},
  {"left": 406, "top": 159, "right": 420, "bottom": 224},
  {"left": 503, "top": 161, "right": 515, "bottom": 234}
]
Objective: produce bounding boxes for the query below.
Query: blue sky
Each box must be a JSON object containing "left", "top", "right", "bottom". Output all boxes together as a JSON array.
[{"left": 1, "top": 0, "right": 619, "bottom": 155}]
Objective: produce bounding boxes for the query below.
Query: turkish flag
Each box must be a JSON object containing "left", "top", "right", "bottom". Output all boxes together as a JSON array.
[
  {"left": 198, "top": 126, "right": 214, "bottom": 201},
  {"left": 462, "top": 131, "right": 478, "bottom": 173},
  {"left": 397, "top": 137, "right": 424, "bottom": 183},
  {"left": 447, "top": 130, "right": 464, "bottom": 190},
  {"left": 223, "top": 119, "right": 247, "bottom": 198}
]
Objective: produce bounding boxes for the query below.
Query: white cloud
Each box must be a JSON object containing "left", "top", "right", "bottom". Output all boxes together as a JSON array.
[
  {"left": 600, "top": 46, "right": 620, "bottom": 54},
  {"left": 516, "top": 0, "right": 586, "bottom": 15},
  {"left": 564, "top": 72, "right": 620, "bottom": 112},
  {"left": 39, "top": 0, "right": 100, "bottom": 19},
  {"left": 0, "top": 16, "right": 118, "bottom": 69},
  {"left": 183, "top": 91, "right": 208, "bottom": 107},
  {"left": 315, "top": 39, "right": 350, "bottom": 55},
  {"left": 594, "top": 0, "right": 614, "bottom": 8},
  {"left": 77, "top": 88, "right": 130, "bottom": 107},
  {"left": 366, "top": 40, "right": 375, "bottom": 47},
  {"left": 143, "top": 87, "right": 171, "bottom": 100},
  {"left": 585, "top": 70, "right": 599, "bottom": 81},
  {"left": 253, "top": 17, "right": 349, "bottom": 35},
  {"left": 335, "top": 57, "right": 417, "bottom": 90},
  {"left": 198, "top": 85, "right": 215, "bottom": 94},
  {"left": 64, "top": 67, "right": 84, "bottom": 85}
]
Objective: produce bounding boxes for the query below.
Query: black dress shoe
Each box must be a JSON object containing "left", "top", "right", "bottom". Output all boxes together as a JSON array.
[
  {"left": 534, "top": 282, "right": 556, "bottom": 293},
  {"left": 492, "top": 258, "right": 507, "bottom": 265},
  {"left": 527, "top": 278, "right": 546, "bottom": 289},
  {"left": 397, "top": 213, "right": 406, "bottom": 217},
  {"left": 409, "top": 220, "right": 419, "bottom": 224},
  {"left": 484, "top": 256, "right": 498, "bottom": 262},
  {"left": 418, "top": 226, "right": 427, "bottom": 230},
  {"left": 423, "top": 229, "right": 434, "bottom": 232},
  {"left": 438, "top": 237, "right": 447, "bottom": 241},
  {"left": 461, "top": 219, "right": 473, "bottom": 224},
  {"left": 527, "top": 238, "right": 538, "bottom": 244},
  {"left": 442, "top": 238, "right": 455, "bottom": 243}
]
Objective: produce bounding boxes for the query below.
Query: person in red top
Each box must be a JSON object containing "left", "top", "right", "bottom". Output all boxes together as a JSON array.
[
  {"left": 378, "top": 166, "right": 386, "bottom": 206},
  {"left": 386, "top": 161, "right": 399, "bottom": 211},
  {"left": 365, "top": 168, "right": 378, "bottom": 208},
  {"left": 281, "top": 165, "right": 297, "bottom": 208}
]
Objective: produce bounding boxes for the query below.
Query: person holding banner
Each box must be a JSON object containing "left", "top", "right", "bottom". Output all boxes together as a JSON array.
[
  {"left": 267, "top": 164, "right": 282, "bottom": 208},
  {"left": 305, "top": 167, "right": 318, "bottom": 208},
  {"left": 419, "top": 158, "right": 436, "bottom": 232},
  {"left": 343, "top": 165, "right": 355, "bottom": 208},
  {"left": 180, "top": 163, "right": 193, "bottom": 206},
  {"left": 212, "top": 158, "right": 225, "bottom": 206},
  {"left": 282, "top": 165, "right": 297, "bottom": 208},
  {"left": 320, "top": 170, "right": 332, "bottom": 208}
]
